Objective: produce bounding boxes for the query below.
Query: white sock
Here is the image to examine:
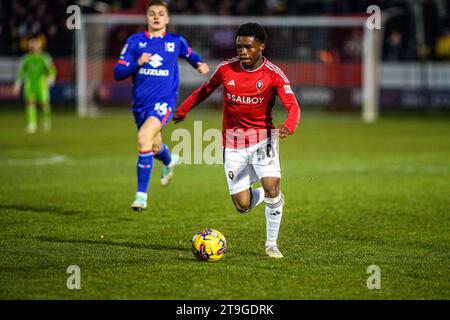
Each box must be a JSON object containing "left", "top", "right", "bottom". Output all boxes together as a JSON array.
[
  {"left": 265, "top": 194, "right": 283, "bottom": 247},
  {"left": 168, "top": 154, "right": 179, "bottom": 168},
  {"left": 136, "top": 192, "right": 147, "bottom": 200},
  {"left": 249, "top": 187, "right": 265, "bottom": 210}
]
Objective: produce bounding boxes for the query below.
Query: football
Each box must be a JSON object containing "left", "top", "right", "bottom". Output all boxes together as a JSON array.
[{"left": 191, "top": 228, "right": 227, "bottom": 261}]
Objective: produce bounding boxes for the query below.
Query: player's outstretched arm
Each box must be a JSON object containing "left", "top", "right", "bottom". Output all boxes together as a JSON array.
[
  {"left": 172, "top": 113, "right": 184, "bottom": 124},
  {"left": 173, "top": 82, "right": 213, "bottom": 124},
  {"left": 173, "top": 64, "right": 223, "bottom": 124},
  {"left": 179, "top": 36, "right": 210, "bottom": 75},
  {"left": 196, "top": 62, "right": 210, "bottom": 75}
]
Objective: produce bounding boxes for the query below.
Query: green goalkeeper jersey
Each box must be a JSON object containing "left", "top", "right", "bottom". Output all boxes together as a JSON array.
[{"left": 16, "top": 52, "right": 57, "bottom": 103}]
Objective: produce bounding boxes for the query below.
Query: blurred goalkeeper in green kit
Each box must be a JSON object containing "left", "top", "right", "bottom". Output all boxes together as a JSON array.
[{"left": 13, "top": 35, "right": 57, "bottom": 133}]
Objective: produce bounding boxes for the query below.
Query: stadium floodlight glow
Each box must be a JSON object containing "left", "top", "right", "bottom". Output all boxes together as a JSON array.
[{"left": 76, "top": 14, "right": 380, "bottom": 122}]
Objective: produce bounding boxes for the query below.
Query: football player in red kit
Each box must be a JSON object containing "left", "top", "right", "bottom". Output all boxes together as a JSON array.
[{"left": 173, "top": 23, "right": 300, "bottom": 258}]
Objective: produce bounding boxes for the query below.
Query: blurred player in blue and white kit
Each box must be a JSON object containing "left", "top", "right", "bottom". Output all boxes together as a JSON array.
[{"left": 114, "top": 0, "right": 210, "bottom": 211}]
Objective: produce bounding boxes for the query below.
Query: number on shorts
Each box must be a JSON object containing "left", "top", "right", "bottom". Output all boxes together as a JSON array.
[
  {"left": 154, "top": 102, "right": 168, "bottom": 116},
  {"left": 257, "top": 143, "right": 274, "bottom": 162}
]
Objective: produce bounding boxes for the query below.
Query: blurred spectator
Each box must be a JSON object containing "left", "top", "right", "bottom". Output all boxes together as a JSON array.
[
  {"left": 265, "top": 0, "right": 287, "bottom": 15},
  {"left": 235, "top": 0, "right": 253, "bottom": 15},
  {"left": 317, "top": 45, "right": 340, "bottom": 64},
  {"left": 293, "top": 30, "right": 314, "bottom": 61},
  {"left": 170, "top": 0, "right": 190, "bottom": 13},
  {"left": 341, "top": 28, "right": 362, "bottom": 62},
  {"left": 423, "top": 0, "right": 442, "bottom": 60},
  {"left": 217, "top": 0, "right": 232, "bottom": 15},
  {"left": 211, "top": 27, "right": 236, "bottom": 58},
  {"left": 2, "top": 0, "right": 73, "bottom": 56},
  {"left": 436, "top": 28, "right": 450, "bottom": 60},
  {"left": 0, "top": 1, "right": 6, "bottom": 52},
  {"left": 1, "top": 0, "right": 450, "bottom": 63},
  {"left": 384, "top": 30, "right": 404, "bottom": 61}
]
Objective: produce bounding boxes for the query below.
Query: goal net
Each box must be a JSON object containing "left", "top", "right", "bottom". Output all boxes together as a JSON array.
[{"left": 76, "top": 15, "right": 380, "bottom": 122}]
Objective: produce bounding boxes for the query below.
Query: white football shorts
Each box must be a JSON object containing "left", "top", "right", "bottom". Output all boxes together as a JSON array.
[{"left": 223, "top": 138, "right": 281, "bottom": 195}]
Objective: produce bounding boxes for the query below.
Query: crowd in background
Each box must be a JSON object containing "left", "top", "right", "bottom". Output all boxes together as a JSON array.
[
  {"left": 1, "top": 0, "right": 450, "bottom": 61},
  {"left": 0, "top": 0, "right": 73, "bottom": 55}
]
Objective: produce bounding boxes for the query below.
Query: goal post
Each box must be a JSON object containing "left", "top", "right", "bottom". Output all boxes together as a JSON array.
[
  {"left": 363, "top": 25, "right": 381, "bottom": 123},
  {"left": 76, "top": 14, "right": 380, "bottom": 122}
]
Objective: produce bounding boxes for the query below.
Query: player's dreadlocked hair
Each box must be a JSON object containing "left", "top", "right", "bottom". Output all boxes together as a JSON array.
[{"left": 236, "top": 23, "right": 267, "bottom": 44}]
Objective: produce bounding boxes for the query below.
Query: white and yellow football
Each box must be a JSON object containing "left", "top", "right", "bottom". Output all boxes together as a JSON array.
[{"left": 191, "top": 228, "right": 227, "bottom": 261}]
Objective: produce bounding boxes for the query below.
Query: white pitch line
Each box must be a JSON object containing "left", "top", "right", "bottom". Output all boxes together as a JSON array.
[
  {"left": 0, "top": 154, "right": 67, "bottom": 166},
  {"left": 305, "top": 163, "right": 450, "bottom": 174}
]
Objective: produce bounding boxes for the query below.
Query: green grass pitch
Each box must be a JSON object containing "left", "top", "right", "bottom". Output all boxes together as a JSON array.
[{"left": 0, "top": 108, "right": 449, "bottom": 299}]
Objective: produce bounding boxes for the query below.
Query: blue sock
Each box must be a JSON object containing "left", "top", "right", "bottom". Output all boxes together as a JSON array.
[
  {"left": 155, "top": 144, "right": 172, "bottom": 166},
  {"left": 137, "top": 150, "right": 154, "bottom": 193}
]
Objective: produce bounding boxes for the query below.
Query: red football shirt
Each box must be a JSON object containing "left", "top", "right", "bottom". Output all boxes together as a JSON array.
[{"left": 177, "top": 57, "right": 301, "bottom": 148}]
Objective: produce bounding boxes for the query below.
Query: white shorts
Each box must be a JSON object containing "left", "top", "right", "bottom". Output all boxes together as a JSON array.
[{"left": 223, "top": 138, "right": 281, "bottom": 195}]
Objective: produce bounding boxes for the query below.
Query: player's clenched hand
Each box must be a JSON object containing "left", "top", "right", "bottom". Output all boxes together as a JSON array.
[
  {"left": 47, "top": 76, "right": 55, "bottom": 87},
  {"left": 197, "top": 62, "right": 209, "bottom": 75},
  {"left": 172, "top": 112, "right": 185, "bottom": 124},
  {"left": 12, "top": 83, "right": 21, "bottom": 96},
  {"left": 138, "top": 52, "right": 152, "bottom": 66},
  {"left": 277, "top": 124, "right": 291, "bottom": 139}
]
